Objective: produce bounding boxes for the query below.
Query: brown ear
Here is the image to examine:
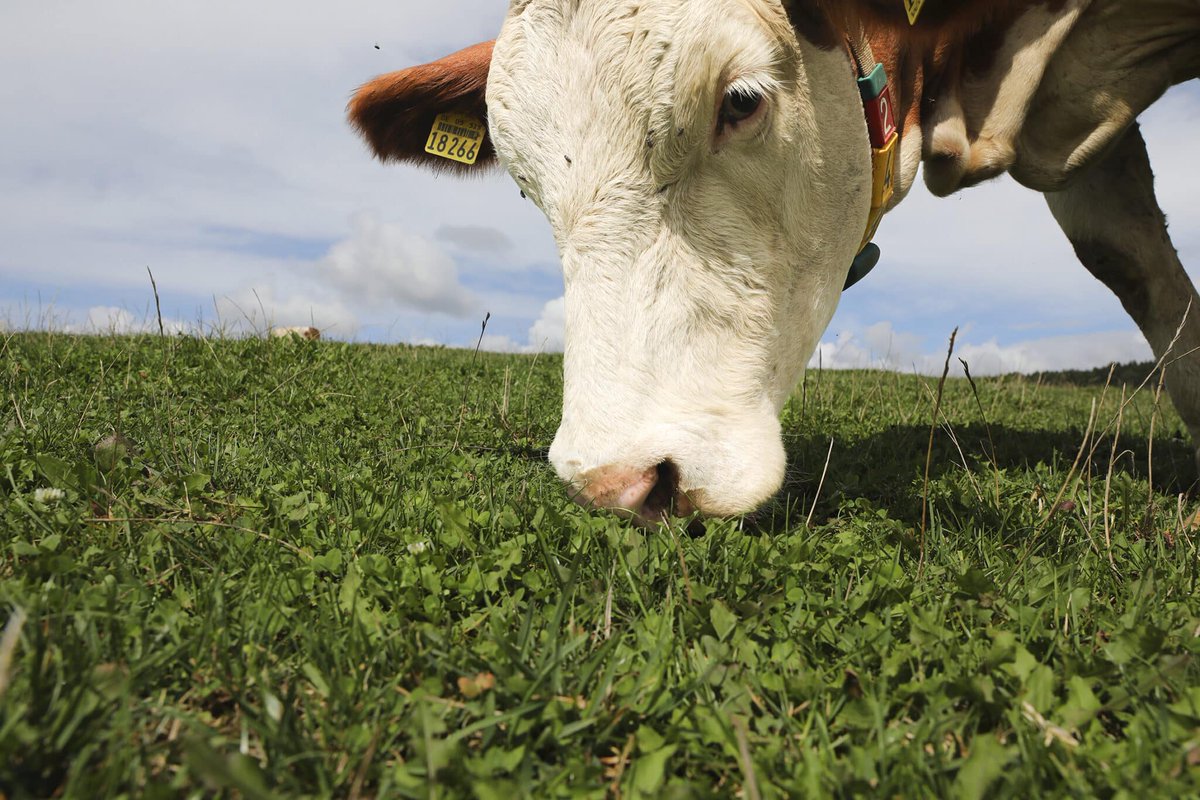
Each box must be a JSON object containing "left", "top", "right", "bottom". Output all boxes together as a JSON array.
[{"left": 348, "top": 40, "right": 496, "bottom": 172}]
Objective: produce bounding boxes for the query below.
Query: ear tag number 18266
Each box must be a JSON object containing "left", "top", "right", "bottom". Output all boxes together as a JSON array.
[{"left": 425, "top": 113, "right": 485, "bottom": 165}]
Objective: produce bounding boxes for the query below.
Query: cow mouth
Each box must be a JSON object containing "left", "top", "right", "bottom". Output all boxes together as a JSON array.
[{"left": 567, "top": 458, "right": 706, "bottom": 532}]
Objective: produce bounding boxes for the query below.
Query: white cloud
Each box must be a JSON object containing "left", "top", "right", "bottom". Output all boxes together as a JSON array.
[
  {"left": 812, "top": 321, "right": 1153, "bottom": 376},
  {"left": 527, "top": 297, "right": 566, "bottom": 352},
  {"left": 477, "top": 296, "right": 566, "bottom": 354},
  {"left": 212, "top": 285, "right": 360, "bottom": 338},
  {"left": 951, "top": 331, "right": 1153, "bottom": 375},
  {"left": 478, "top": 334, "right": 525, "bottom": 353},
  {"left": 41, "top": 288, "right": 360, "bottom": 339},
  {"left": 66, "top": 306, "right": 190, "bottom": 336},
  {"left": 318, "top": 214, "right": 477, "bottom": 317}
]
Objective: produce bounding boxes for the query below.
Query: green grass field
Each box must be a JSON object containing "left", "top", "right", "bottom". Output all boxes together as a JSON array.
[{"left": 2, "top": 331, "right": 1199, "bottom": 798}]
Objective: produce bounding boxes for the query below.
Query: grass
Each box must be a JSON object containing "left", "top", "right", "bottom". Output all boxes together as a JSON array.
[{"left": 2, "top": 330, "right": 1199, "bottom": 798}]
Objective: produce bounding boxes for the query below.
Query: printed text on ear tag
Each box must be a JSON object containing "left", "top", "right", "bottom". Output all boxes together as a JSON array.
[
  {"left": 870, "top": 133, "right": 898, "bottom": 210},
  {"left": 425, "top": 113, "right": 485, "bottom": 165},
  {"left": 904, "top": 0, "right": 924, "bottom": 25}
]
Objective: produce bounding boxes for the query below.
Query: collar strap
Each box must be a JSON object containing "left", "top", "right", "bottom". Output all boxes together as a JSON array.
[
  {"left": 848, "top": 30, "right": 877, "bottom": 78},
  {"left": 844, "top": 32, "right": 899, "bottom": 290}
]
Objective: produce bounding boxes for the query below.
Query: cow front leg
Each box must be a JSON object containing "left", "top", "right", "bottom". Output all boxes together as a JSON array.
[{"left": 1044, "top": 123, "right": 1200, "bottom": 449}]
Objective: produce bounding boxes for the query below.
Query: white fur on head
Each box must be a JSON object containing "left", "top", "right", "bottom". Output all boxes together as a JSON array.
[{"left": 488, "top": 0, "right": 871, "bottom": 515}]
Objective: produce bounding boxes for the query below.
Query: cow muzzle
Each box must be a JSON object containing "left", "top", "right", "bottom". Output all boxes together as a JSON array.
[
  {"left": 568, "top": 460, "right": 696, "bottom": 525},
  {"left": 549, "top": 414, "right": 787, "bottom": 527}
]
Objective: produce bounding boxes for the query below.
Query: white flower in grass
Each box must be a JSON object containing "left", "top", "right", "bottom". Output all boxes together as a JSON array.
[
  {"left": 33, "top": 488, "right": 65, "bottom": 504},
  {"left": 407, "top": 541, "right": 429, "bottom": 555}
]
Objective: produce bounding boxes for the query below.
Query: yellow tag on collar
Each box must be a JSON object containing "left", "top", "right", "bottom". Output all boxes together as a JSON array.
[
  {"left": 860, "top": 206, "right": 885, "bottom": 251},
  {"left": 424, "top": 112, "right": 485, "bottom": 165},
  {"left": 904, "top": 0, "right": 925, "bottom": 24},
  {"left": 860, "top": 132, "right": 898, "bottom": 250},
  {"left": 870, "top": 133, "right": 898, "bottom": 209}
]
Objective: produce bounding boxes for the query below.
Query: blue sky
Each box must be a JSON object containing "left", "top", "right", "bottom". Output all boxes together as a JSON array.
[{"left": 1, "top": 1, "right": 1197, "bottom": 374}]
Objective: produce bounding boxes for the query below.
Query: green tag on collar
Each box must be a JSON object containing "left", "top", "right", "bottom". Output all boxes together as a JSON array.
[{"left": 857, "top": 63, "right": 887, "bottom": 101}]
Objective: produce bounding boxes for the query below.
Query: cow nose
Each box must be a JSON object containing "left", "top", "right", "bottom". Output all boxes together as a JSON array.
[{"left": 572, "top": 460, "right": 694, "bottom": 523}]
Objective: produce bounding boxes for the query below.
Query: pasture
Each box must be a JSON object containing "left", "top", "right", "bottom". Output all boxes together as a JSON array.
[{"left": 2, "top": 331, "right": 1199, "bottom": 797}]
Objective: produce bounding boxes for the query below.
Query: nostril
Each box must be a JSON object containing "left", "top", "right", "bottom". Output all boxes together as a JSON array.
[{"left": 642, "top": 460, "right": 683, "bottom": 521}]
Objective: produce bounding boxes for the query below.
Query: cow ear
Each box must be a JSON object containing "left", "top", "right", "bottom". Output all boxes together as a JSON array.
[{"left": 348, "top": 40, "right": 496, "bottom": 172}]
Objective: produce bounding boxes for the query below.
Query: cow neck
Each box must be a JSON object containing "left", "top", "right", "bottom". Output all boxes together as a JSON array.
[{"left": 842, "top": 28, "right": 899, "bottom": 291}]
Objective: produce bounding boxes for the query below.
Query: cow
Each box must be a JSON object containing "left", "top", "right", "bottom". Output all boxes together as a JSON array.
[
  {"left": 348, "top": 0, "right": 1200, "bottom": 526},
  {"left": 270, "top": 326, "right": 322, "bottom": 341}
]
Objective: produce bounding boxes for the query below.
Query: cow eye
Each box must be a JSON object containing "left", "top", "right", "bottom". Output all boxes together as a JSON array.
[{"left": 720, "top": 88, "right": 763, "bottom": 127}]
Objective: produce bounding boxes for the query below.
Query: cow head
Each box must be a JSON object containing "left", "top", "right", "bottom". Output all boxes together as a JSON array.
[{"left": 350, "top": 0, "right": 873, "bottom": 525}]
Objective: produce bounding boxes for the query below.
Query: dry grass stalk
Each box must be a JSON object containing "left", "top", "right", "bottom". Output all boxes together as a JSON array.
[
  {"left": 348, "top": 734, "right": 379, "bottom": 800},
  {"left": 147, "top": 267, "right": 180, "bottom": 462},
  {"left": 521, "top": 349, "right": 544, "bottom": 440},
  {"left": 1021, "top": 701, "right": 1079, "bottom": 749},
  {"left": 1145, "top": 366, "right": 1167, "bottom": 526},
  {"left": 920, "top": 327, "right": 958, "bottom": 579},
  {"left": 1079, "top": 366, "right": 1118, "bottom": 517},
  {"left": 453, "top": 312, "right": 490, "bottom": 451},
  {"left": 0, "top": 607, "right": 27, "bottom": 701},
  {"left": 927, "top": 394, "right": 985, "bottom": 505},
  {"left": 1044, "top": 392, "right": 1102, "bottom": 528},
  {"left": 731, "top": 714, "right": 762, "bottom": 800},
  {"left": 806, "top": 436, "right": 835, "bottom": 529},
  {"left": 603, "top": 734, "right": 636, "bottom": 798},
  {"left": 960, "top": 358, "right": 1002, "bottom": 506},
  {"left": 602, "top": 565, "right": 615, "bottom": 640},
  {"left": 10, "top": 394, "right": 27, "bottom": 432},
  {"left": 1102, "top": 385, "right": 1127, "bottom": 574},
  {"left": 500, "top": 365, "right": 512, "bottom": 424}
]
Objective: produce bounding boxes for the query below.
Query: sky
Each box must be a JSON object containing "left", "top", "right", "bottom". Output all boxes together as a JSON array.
[{"left": 1, "top": 1, "right": 1197, "bottom": 375}]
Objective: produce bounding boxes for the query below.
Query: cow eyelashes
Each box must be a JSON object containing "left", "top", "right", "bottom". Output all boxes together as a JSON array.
[
  {"left": 716, "top": 84, "right": 768, "bottom": 142},
  {"left": 721, "top": 88, "right": 762, "bottom": 125}
]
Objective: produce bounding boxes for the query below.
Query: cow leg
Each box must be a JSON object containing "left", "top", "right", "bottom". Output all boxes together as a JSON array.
[{"left": 1044, "top": 122, "right": 1200, "bottom": 449}]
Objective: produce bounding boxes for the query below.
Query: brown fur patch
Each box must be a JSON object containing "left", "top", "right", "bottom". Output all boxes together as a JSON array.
[
  {"left": 786, "top": 0, "right": 1068, "bottom": 140},
  {"left": 347, "top": 40, "right": 496, "bottom": 173},
  {"left": 812, "top": 0, "right": 1058, "bottom": 45}
]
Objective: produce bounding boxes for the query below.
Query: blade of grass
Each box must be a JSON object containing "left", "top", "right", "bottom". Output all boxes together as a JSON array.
[{"left": 920, "top": 327, "right": 957, "bottom": 579}]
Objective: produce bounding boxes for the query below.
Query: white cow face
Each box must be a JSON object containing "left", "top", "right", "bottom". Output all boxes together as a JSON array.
[
  {"left": 349, "top": 0, "right": 873, "bottom": 524},
  {"left": 487, "top": 0, "right": 871, "bottom": 522}
]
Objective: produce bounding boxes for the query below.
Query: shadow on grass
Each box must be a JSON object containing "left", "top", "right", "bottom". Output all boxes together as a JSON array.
[{"left": 748, "top": 423, "right": 1199, "bottom": 534}]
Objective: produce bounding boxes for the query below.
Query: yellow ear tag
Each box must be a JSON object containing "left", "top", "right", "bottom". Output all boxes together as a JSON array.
[
  {"left": 424, "top": 112, "right": 485, "bottom": 165},
  {"left": 904, "top": 0, "right": 924, "bottom": 25}
]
